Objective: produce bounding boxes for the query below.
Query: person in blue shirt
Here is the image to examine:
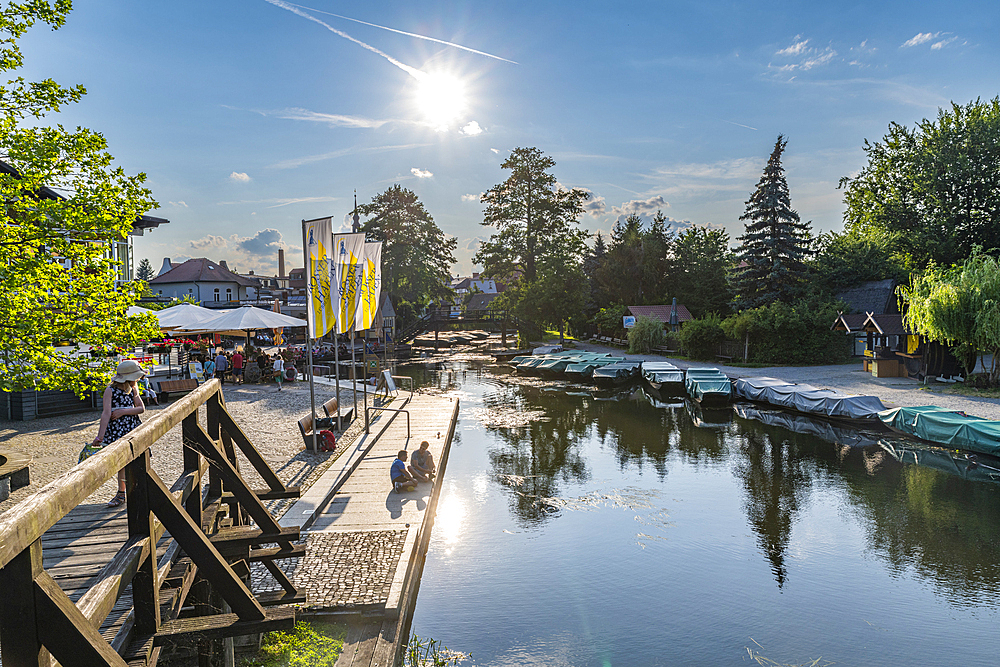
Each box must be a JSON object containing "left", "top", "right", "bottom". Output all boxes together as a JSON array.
[{"left": 391, "top": 450, "right": 417, "bottom": 493}]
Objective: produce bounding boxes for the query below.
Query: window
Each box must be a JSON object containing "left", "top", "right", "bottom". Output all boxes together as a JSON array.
[
  {"left": 226, "top": 288, "right": 232, "bottom": 301},
  {"left": 214, "top": 288, "right": 220, "bottom": 302}
]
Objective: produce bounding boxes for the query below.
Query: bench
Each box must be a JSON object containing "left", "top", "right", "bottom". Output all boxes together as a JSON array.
[
  {"left": 298, "top": 397, "right": 353, "bottom": 449},
  {"left": 653, "top": 346, "right": 677, "bottom": 355},
  {"left": 716, "top": 355, "right": 733, "bottom": 363},
  {"left": 0, "top": 449, "right": 31, "bottom": 502},
  {"left": 156, "top": 378, "right": 199, "bottom": 399}
]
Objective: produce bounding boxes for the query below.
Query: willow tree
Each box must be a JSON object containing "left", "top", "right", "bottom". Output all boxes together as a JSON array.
[
  {"left": 899, "top": 252, "right": 1000, "bottom": 381},
  {"left": 0, "top": 1, "right": 159, "bottom": 395}
]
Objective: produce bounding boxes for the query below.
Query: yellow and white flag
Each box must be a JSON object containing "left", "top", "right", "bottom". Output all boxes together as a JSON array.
[
  {"left": 304, "top": 217, "right": 335, "bottom": 338},
  {"left": 333, "top": 232, "right": 366, "bottom": 333},
  {"left": 356, "top": 242, "right": 382, "bottom": 331}
]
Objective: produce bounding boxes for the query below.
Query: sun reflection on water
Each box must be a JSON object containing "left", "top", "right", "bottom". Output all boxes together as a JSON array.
[{"left": 435, "top": 490, "right": 466, "bottom": 551}]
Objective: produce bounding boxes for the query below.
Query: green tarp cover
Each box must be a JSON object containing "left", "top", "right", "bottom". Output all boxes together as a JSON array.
[
  {"left": 690, "top": 379, "right": 732, "bottom": 400},
  {"left": 878, "top": 405, "right": 1000, "bottom": 456}
]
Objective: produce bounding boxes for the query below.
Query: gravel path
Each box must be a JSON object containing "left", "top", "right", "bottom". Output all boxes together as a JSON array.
[
  {"left": 0, "top": 380, "right": 372, "bottom": 516},
  {"left": 572, "top": 341, "right": 1000, "bottom": 420}
]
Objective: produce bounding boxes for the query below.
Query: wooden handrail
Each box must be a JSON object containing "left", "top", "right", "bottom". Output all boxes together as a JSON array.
[{"left": 0, "top": 380, "right": 221, "bottom": 570}]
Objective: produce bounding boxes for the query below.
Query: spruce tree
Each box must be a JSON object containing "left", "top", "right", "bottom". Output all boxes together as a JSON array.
[{"left": 734, "top": 135, "right": 812, "bottom": 309}]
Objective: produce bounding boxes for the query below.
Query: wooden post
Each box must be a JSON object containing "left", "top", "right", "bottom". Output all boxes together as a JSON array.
[
  {"left": 126, "top": 451, "right": 161, "bottom": 636},
  {"left": 0, "top": 539, "right": 49, "bottom": 666}
]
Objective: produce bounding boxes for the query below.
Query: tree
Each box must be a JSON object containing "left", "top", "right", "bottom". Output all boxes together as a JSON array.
[
  {"left": 810, "top": 229, "right": 908, "bottom": 295},
  {"left": 0, "top": 1, "right": 159, "bottom": 395},
  {"left": 357, "top": 184, "right": 457, "bottom": 323},
  {"left": 733, "top": 136, "right": 813, "bottom": 309},
  {"left": 517, "top": 234, "right": 588, "bottom": 345},
  {"left": 596, "top": 211, "right": 672, "bottom": 306},
  {"left": 136, "top": 257, "right": 155, "bottom": 282},
  {"left": 841, "top": 98, "right": 1000, "bottom": 270},
  {"left": 581, "top": 231, "right": 607, "bottom": 318},
  {"left": 669, "top": 226, "right": 732, "bottom": 318},
  {"left": 474, "top": 147, "right": 590, "bottom": 282},
  {"left": 898, "top": 251, "right": 1000, "bottom": 381}
]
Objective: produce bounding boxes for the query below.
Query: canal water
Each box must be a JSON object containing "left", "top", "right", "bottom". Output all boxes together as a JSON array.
[{"left": 402, "top": 356, "right": 1000, "bottom": 667}]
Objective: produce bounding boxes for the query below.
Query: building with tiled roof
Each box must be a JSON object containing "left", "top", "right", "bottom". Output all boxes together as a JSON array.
[
  {"left": 628, "top": 303, "right": 693, "bottom": 331},
  {"left": 148, "top": 257, "right": 257, "bottom": 303}
]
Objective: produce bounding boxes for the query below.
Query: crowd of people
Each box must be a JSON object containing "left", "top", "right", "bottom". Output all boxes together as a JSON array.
[{"left": 194, "top": 348, "right": 298, "bottom": 390}]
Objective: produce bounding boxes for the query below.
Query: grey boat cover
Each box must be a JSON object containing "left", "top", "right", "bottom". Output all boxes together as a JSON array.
[
  {"left": 734, "top": 376, "right": 885, "bottom": 420},
  {"left": 734, "top": 404, "right": 881, "bottom": 448},
  {"left": 642, "top": 361, "right": 685, "bottom": 385},
  {"left": 593, "top": 361, "right": 642, "bottom": 380}
]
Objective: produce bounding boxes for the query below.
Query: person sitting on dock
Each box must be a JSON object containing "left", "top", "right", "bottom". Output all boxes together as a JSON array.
[
  {"left": 391, "top": 450, "right": 418, "bottom": 493},
  {"left": 409, "top": 440, "right": 436, "bottom": 482}
]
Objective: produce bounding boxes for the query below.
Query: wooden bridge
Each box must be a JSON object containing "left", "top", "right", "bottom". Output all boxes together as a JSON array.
[{"left": 0, "top": 380, "right": 302, "bottom": 667}]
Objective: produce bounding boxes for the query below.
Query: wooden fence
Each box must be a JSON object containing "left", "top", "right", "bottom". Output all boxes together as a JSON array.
[{"left": 0, "top": 379, "right": 302, "bottom": 667}]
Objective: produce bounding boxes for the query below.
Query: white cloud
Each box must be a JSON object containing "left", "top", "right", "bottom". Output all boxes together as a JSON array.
[
  {"left": 169, "top": 200, "right": 188, "bottom": 208},
  {"left": 901, "top": 32, "right": 938, "bottom": 48},
  {"left": 776, "top": 38, "right": 809, "bottom": 57},
  {"left": 217, "top": 195, "right": 339, "bottom": 208},
  {"left": 774, "top": 47, "right": 837, "bottom": 72},
  {"left": 460, "top": 121, "right": 483, "bottom": 136},
  {"left": 584, "top": 196, "right": 607, "bottom": 217},
  {"left": 490, "top": 148, "right": 500, "bottom": 154},
  {"left": 190, "top": 235, "right": 227, "bottom": 250},
  {"left": 269, "top": 107, "right": 389, "bottom": 128},
  {"left": 931, "top": 37, "right": 958, "bottom": 50},
  {"left": 461, "top": 193, "right": 483, "bottom": 202},
  {"left": 411, "top": 167, "right": 433, "bottom": 178},
  {"left": 229, "top": 171, "right": 251, "bottom": 182},
  {"left": 611, "top": 196, "right": 669, "bottom": 218}
]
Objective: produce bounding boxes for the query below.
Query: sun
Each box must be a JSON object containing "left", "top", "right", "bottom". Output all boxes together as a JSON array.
[{"left": 414, "top": 71, "right": 466, "bottom": 130}]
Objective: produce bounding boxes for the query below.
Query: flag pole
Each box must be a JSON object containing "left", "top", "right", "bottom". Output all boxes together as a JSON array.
[{"left": 301, "top": 219, "right": 318, "bottom": 453}]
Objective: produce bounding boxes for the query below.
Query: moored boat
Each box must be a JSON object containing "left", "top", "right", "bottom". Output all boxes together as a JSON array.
[
  {"left": 593, "top": 361, "right": 642, "bottom": 389},
  {"left": 685, "top": 367, "right": 732, "bottom": 404},
  {"left": 734, "top": 377, "right": 885, "bottom": 420},
  {"left": 642, "top": 362, "right": 685, "bottom": 394},
  {"left": 878, "top": 405, "right": 1000, "bottom": 457}
]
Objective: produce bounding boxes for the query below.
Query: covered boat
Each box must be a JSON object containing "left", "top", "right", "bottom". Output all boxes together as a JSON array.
[
  {"left": 642, "top": 362, "right": 685, "bottom": 394},
  {"left": 593, "top": 361, "right": 642, "bottom": 389},
  {"left": 734, "top": 377, "right": 885, "bottom": 420},
  {"left": 685, "top": 368, "right": 731, "bottom": 404},
  {"left": 878, "top": 406, "right": 1000, "bottom": 457},
  {"left": 734, "top": 404, "right": 882, "bottom": 448}
]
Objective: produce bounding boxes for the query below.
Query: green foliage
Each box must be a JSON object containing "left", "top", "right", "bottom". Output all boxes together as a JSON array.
[
  {"left": 474, "top": 147, "right": 590, "bottom": 283},
  {"left": 669, "top": 225, "right": 733, "bottom": 317},
  {"left": 404, "top": 634, "right": 469, "bottom": 667},
  {"left": 358, "top": 184, "right": 457, "bottom": 315},
  {"left": 243, "top": 621, "right": 346, "bottom": 667},
  {"left": 678, "top": 314, "right": 725, "bottom": 360},
  {"left": 0, "top": 1, "right": 159, "bottom": 396},
  {"left": 841, "top": 98, "right": 1000, "bottom": 270},
  {"left": 136, "top": 257, "right": 154, "bottom": 282},
  {"left": 596, "top": 211, "right": 671, "bottom": 306},
  {"left": 141, "top": 294, "right": 199, "bottom": 311},
  {"left": 811, "top": 229, "right": 908, "bottom": 294},
  {"left": 898, "top": 251, "right": 1000, "bottom": 380},
  {"left": 627, "top": 315, "right": 663, "bottom": 354},
  {"left": 734, "top": 136, "right": 813, "bottom": 309},
  {"left": 593, "top": 304, "right": 627, "bottom": 335},
  {"left": 722, "top": 298, "right": 850, "bottom": 365}
]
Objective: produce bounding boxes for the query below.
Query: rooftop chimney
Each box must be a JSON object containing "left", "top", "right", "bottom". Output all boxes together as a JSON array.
[
  {"left": 472, "top": 272, "right": 480, "bottom": 279},
  {"left": 219, "top": 260, "right": 228, "bottom": 271},
  {"left": 158, "top": 258, "right": 173, "bottom": 276},
  {"left": 278, "top": 248, "right": 286, "bottom": 279}
]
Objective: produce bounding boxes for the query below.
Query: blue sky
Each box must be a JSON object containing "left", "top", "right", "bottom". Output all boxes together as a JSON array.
[{"left": 19, "top": 0, "right": 1000, "bottom": 276}]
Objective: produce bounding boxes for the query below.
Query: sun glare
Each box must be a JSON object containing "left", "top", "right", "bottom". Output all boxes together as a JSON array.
[{"left": 414, "top": 72, "right": 466, "bottom": 130}]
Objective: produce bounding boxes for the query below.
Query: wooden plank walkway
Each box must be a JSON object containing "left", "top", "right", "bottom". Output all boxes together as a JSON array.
[{"left": 268, "top": 392, "right": 460, "bottom": 667}]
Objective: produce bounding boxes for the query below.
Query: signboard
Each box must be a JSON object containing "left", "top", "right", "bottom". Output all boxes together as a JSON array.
[
  {"left": 623, "top": 315, "right": 636, "bottom": 329},
  {"left": 187, "top": 362, "right": 204, "bottom": 382},
  {"left": 381, "top": 369, "right": 397, "bottom": 394}
]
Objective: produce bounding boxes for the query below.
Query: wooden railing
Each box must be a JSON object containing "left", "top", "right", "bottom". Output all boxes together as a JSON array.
[{"left": 0, "top": 379, "right": 301, "bottom": 667}]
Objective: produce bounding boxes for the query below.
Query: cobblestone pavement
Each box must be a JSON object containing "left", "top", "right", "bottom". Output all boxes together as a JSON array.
[
  {"left": 251, "top": 531, "right": 407, "bottom": 609},
  {"left": 0, "top": 381, "right": 368, "bottom": 515}
]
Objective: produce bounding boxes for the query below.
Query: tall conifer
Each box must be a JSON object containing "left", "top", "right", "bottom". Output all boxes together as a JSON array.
[{"left": 734, "top": 136, "right": 812, "bottom": 309}]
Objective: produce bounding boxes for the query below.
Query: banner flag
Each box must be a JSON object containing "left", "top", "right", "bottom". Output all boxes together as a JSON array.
[
  {"left": 357, "top": 242, "right": 382, "bottom": 331},
  {"left": 333, "top": 232, "right": 366, "bottom": 333},
  {"left": 304, "top": 217, "right": 335, "bottom": 338}
]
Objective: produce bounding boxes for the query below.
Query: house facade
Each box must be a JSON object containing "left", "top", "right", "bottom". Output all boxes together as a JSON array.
[{"left": 149, "top": 258, "right": 257, "bottom": 304}]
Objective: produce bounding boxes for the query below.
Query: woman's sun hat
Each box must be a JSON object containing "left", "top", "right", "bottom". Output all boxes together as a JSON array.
[{"left": 113, "top": 359, "right": 146, "bottom": 383}]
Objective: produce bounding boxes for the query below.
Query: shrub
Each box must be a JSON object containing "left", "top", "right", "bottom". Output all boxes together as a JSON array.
[
  {"left": 593, "top": 304, "right": 628, "bottom": 336},
  {"left": 722, "top": 298, "right": 850, "bottom": 365},
  {"left": 678, "top": 314, "right": 725, "bottom": 360},
  {"left": 244, "top": 621, "right": 346, "bottom": 667},
  {"left": 627, "top": 315, "right": 664, "bottom": 353}
]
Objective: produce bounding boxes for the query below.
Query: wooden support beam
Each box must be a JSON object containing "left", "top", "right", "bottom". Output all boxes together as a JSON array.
[
  {"left": 248, "top": 543, "right": 306, "bottom": 562},
  {"left": 126, "top": 452, "right": 161, "bottom": 637},
  {"left": 153, "top": 607, "right": 295, "bottom": 646},
  {"left": 183, "top": 421, "right": 284, "bottom": 537},
  {"left": 145, "top": 466, "right": 265, "bottom": 622},
  {"left": 262, "top": 559, "right": 297, "bottom": 595},
  {"left": 210, "top": 526, "right": 300, "bottom": 554},
  {"left": 217, "top": 409, "right": 285, "bottom": 492},
  {"left": 0, "top": 538, "right": 50, "bottom": 666},
  {"left": 33, "top": 571, "right": 127, "bottom": 667}
]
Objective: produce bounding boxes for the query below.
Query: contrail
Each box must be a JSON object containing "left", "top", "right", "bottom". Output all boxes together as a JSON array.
[
  {"left": 264, "top": 0, "right": 426, "bottom": 80},
  {"left": 721, "top": 119, "right": 758, "bottom": 131},
  {"left": 282, "top": 1, "right": 518, "bottom": 65}
]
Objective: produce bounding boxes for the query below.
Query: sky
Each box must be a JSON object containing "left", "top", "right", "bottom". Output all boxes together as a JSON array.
[{"left": 17, "top": 0, "right": 1000, "bottom": 277}]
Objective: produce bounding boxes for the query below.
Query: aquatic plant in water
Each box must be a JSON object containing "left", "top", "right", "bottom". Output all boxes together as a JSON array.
[{"left": 405, "top": 634, "right": 469, "bottom": 666}]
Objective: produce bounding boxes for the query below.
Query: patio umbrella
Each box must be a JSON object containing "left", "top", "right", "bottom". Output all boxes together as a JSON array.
[
  {"left": 126, "top": 305, "right": 154, "bottom": 317},
  {"left": 155, "top": 303, "right": 224, "bottom": 332},
  {"left": 174, "top": 305, "right": 305, "bottom": 350}
]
